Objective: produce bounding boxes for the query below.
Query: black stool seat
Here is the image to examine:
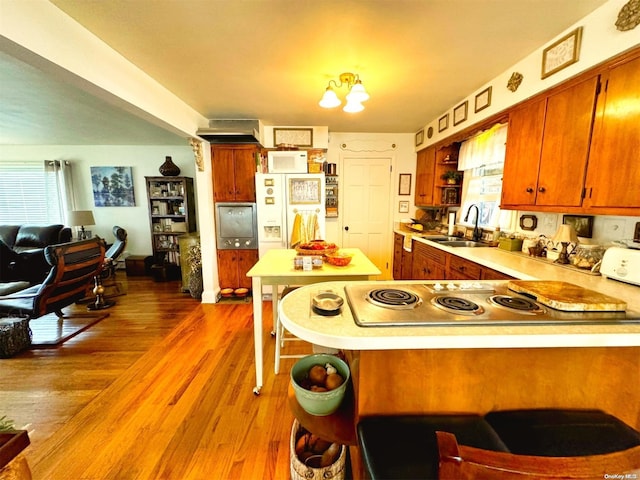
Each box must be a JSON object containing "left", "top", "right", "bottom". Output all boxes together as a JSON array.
[
  {"left": 357, "top": 414, "right": 509, "bottom": 480},
  {"left": 485, "top": 409, "right": 640, "bottom": 457}
]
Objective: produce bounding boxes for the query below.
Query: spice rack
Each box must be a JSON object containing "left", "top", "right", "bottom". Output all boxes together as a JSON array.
[{"left": 325, "top": 175, "right": 339, "bottom": 217}]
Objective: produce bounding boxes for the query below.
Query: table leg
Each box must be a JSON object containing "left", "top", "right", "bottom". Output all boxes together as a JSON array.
[{"left": 252, "top": 276, "right": 263, "bottom": 395}]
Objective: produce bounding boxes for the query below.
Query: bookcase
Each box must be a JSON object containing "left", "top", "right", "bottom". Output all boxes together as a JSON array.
[{"left": 145, "top": 176, "right": 196, "bottom": 268}]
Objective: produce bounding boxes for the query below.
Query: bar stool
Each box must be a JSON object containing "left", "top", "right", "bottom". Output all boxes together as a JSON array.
[{"left": 274, "top": 286, "right": 309, "bottom": 374}]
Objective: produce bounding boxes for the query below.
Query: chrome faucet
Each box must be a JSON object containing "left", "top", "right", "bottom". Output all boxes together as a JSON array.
[{"left": 464, "top": 204, "right": 482, "bottom": 242}]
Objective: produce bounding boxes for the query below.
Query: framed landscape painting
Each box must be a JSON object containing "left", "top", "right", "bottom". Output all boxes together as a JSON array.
[{"left": 91, "top": 166, "right": 136, "bottom": 207}]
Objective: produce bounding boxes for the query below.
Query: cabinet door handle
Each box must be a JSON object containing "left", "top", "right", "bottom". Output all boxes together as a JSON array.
[
  {"left": 538, "top": 186, "right": 546, "bottom": 193},
  {"left": 526, "top": 187, "right": 534, "bottom": 193}
]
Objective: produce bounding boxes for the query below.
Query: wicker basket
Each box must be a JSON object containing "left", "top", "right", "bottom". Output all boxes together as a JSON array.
[
  {"left": 290, "top": 419, "right": 346, "bottom": 480},
  {"left": 0, "top": 316, "right": 31, "bottom": 358},
  {"left": 295, "top": 242, "right": 338, "bottom": 256}
]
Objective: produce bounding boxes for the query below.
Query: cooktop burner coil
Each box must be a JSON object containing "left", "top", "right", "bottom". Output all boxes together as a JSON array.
[
  {"left": 431, "top": 296, "right": 484, "bottom": 315},
  {"left": 366, "top": 288, "right": 421, "bottom": 310},
  {"left": 488, "top": 295, "right": 545, "bottom": 315}
]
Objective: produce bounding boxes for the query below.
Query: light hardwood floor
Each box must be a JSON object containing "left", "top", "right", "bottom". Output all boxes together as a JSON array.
[{"left": 1, "top": 276, "right": 313, "bottom": 479}]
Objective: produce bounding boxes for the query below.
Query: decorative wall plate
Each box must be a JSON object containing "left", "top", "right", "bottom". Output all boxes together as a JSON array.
[
  {"left": 616, "top": 0, "right": 640, "bottom": 31},
  {"left": 519, "top": 214, "right": 538, "bottom": 231}
]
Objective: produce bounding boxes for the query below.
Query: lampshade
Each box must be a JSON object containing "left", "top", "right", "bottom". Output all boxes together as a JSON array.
[
  {"left": 68, "top": 210, "right": 95, "bottom": 227},
  {"left": 346, "top": 80, "right": 369, "bottom": 102},
  {"left": 319, "top": 87, "right": 341, "bottom": 108},
  {"left": 343, "top": 99, "right": 365, "bottom": 113},
  {"left": 552, "top": 224, "right": 578, "bottom": 244},
  {"left": 319, "top": 72, "right": 369, "bottom": 112}
]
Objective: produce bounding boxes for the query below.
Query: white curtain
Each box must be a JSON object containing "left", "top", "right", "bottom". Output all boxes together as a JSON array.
[
  {"left": 457, "top": 123, "right": 515, "bottom": 230},
  {"left": 46, "top": 160, "right": 76, "bottom": 223},
  {"left": 458, "top": 123, "right": 508, "bottom": 171}
]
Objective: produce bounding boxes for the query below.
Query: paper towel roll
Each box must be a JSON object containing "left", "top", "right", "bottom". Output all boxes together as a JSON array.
[{"left": 448, "top": 212, "right": 456, "bottom": 236}]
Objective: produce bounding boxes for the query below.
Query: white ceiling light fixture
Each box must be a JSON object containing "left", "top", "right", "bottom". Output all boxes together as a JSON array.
[{"left": 319, "top": 72, "right": 369, "bottom": 113}]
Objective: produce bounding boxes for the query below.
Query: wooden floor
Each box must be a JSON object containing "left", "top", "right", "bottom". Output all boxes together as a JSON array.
[{"left": 1, "top": 275, "right": 315, "bottom": 479}]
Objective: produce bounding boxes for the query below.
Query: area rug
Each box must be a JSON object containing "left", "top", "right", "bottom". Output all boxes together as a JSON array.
[{"left": 29, "top": 311, "right": 110, "bottom": 348}]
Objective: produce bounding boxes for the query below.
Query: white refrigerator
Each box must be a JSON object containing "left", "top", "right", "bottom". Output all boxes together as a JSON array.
[{"left": 255, "top": 172, "right": 326, "bottom": 259}]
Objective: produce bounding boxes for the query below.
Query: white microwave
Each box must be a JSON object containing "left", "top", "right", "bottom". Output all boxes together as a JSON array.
[{"left": 267, "top": 150, "right": 308, "bottom": 173}]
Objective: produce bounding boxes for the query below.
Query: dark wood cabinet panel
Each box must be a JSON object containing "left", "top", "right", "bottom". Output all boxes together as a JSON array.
[
  {"left": 502, "top": 99, "right": 545, "bottom": 207},
  {"left": 393, "top": 233, "right": 413, "bottom": 280},
  {"left": 411, "top": 242, "right": 446, "bottom": 280},
  {"left": 211, "top": 144, "right": 258, "bottom": 202},
  {"left": 447, "top": 255, "right": 481, "bottom": 280},
  {"left": 217, "top": 249, "right": 258, "bottom": 290},
  {"left": 393, "top": 233, "right": 404, "bottom": 279},
  {"left": 536, "top": 75, "right": 599, "bottom": 207},
  {"left": 502, "top": 75, "right": 599, "bottom": 209},
  {"left": 481, "top": 267, "right": 514, "bottom": 280},
  {"left": 585, "top": 53, "right": 640, "bottom": 211},
  {"left": 415, "top": 146, "right": 436, "bottom": 206}
]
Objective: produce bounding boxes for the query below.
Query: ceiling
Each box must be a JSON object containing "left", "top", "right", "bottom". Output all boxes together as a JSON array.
[{"left": 1, "top": 0, "right": 610, "bottom": 145}]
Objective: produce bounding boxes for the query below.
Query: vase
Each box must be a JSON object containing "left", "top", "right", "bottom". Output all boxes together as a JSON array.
[
  {"left": 189, "top": 268, "right": 203, "bottom": 300},
  {"left": 159, "top": 156, "right": 180, "bottom": 176}
]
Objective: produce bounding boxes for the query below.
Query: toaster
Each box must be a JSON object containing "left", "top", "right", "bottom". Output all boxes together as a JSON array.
[{"left": 601, "top": 247, "right": 640, "bottom": 286}]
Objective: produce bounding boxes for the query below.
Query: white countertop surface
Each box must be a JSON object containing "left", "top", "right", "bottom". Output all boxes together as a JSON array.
[{"left": 278, "top": 234, "right": 640, "bottom": 351}]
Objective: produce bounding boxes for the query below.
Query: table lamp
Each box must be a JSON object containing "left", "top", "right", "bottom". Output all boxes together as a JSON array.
[
  {"left": 552, "top": 223, "right": 578, "bottom": 264},
  {"left": 68, "top": 210, "right": 95, "bottom": 240}
]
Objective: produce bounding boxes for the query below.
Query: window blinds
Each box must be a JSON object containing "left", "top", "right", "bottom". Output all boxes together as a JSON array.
[{"left": 0, "top": 160, "right": 69, "bottom": 224}]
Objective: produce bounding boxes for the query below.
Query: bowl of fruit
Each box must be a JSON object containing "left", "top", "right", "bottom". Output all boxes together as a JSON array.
[
  {"left": 324, "top": 252, "right": 353, "bottom": 267},
  {"left": 291, "top": 354, "right": 350, "bottom": 416},
  {"left": 295, "top": 240, "right": 338, "bottom": 256}
]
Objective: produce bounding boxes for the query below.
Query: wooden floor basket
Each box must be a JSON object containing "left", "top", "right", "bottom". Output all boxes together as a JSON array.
[{"left": 290, "top": 419, "right": 346, "bottom": 480}]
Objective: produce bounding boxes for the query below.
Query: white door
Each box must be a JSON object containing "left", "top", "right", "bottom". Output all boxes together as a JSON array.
[{"left": 341, "top": 156, "right": 392, "bottom": 279}]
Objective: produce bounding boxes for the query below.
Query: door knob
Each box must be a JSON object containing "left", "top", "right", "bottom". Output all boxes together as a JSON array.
[
  {"left": 526, "top": 187, "right": 534, "bottom": 193},
  {"left": 538, "top": 187, "right": 546, "bottom": 193},
  {"left": 344, "top": 226, "right": 349, "bottom": 231}
]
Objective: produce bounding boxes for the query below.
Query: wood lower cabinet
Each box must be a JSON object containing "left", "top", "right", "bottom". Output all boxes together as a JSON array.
[
  {"left": 408, "top": 242, "right": 514, "bottom": 281},
  {"left": 211, "top": 144, "right": 258, "bottom": 202},
  {"left": 393, "top": 233, "right": 413, "bottom": 280},
  {"left": 447, "top": 255, "right": 482, "bottom": 280},
  {"left": 411, "top": 241, "right": 447, "bottom": 280},
  {"left": 216, "top": 249, "right": 258, "bottom": 290},
  {"left": 480, "top": 266, "right": 514, "bottom": 280}
]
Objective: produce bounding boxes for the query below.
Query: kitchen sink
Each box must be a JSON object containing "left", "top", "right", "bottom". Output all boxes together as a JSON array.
[{"left": 435, "top": 240, "right": 488, "bottom": 248}]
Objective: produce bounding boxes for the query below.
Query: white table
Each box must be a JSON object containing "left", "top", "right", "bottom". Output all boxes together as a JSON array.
[{"left": 246, "top": 248, "right": 381, "bottom": 394}]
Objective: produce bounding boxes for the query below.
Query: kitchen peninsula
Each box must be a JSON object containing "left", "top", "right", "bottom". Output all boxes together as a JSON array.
[
  {"left": 278, "top": 246, "right": 640, "bottom": 454},
  {"left": 246, "top": 248, "right": 381, "bottom": 394}
]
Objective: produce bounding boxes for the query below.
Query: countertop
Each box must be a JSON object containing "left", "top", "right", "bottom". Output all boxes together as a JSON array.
[
  {"left": 278, "top": 232, "right": 640, "bottom": 351},
  {"left": 398, "top": 228, "right": 640, "bottom": 312}
]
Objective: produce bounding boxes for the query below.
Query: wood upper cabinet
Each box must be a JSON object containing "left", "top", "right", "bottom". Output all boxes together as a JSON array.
[
  {"left": 584, "top": 53, "right": 640, "bottom": 211},
  {"left": 211, "top": 144, "right": 258, "bottom": 202},
  {"left": 217, "top": 249, "right": 258, "bottom": 290},
  {"left": 501, "top": 98, "right": 545, "bottom": 207},
  {"left": 414, "top": 144, "right": 462, "bottom": 207},
  {"left": 414, "top": 146, "right": 436, "bottom": 206},
  {"left": 502, "top": 75, "right": 599, "bottom": 209}
]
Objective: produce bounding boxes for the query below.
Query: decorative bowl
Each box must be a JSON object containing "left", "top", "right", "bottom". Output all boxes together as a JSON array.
[
  {"left": 290, "top": 354, "right": 350, "bottom": 416},
  {"left": 295, "top": 240, "right": 338, "bottom": 256},
  {"left": 325, "top": 252, "right": 353, "bottom": 267}
]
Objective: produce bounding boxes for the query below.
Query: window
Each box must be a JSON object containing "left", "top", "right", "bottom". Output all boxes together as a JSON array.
[
  {"left": 457, "top": 124, "right": 515, "bottom": 230},
  {"left": 0, "top": 160, "right": 73, "bottom": 224}
]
